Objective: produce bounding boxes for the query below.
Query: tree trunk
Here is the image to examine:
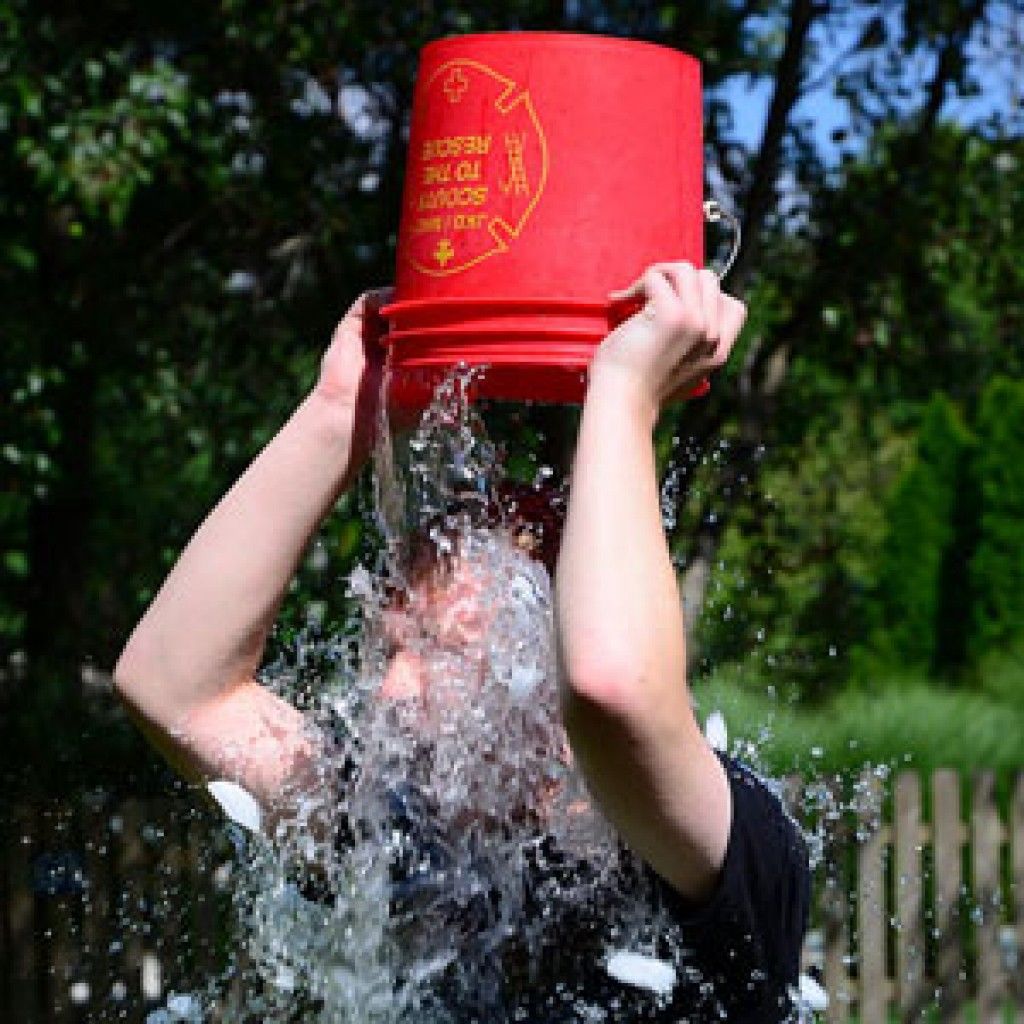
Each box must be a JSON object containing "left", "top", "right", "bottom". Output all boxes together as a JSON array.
[
  {"left": 679, "top": 0, "right": 990, "bottom": 665},
  {"left": 918, "top": 0, "right": 988, "bottom": 140},
  {"left": 678, "top": 0, "right": 823, "bottom": 664},
  {"left": 728, "top": 0, "right": 822, "bottom": 297}
]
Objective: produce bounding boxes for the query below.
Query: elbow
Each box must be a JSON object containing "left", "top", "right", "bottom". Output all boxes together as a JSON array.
[
  {"left": 112, "top": 630, "right": 158, "bottom": 714},
  {"left": 112, "top": 632, "right": 188, "bottom": 743},
  {"left": 558, "top": 646, "right": 651, "bottom": 726},
  {"left": 112, "top": 642, "right": 143, "bottom": 708}
]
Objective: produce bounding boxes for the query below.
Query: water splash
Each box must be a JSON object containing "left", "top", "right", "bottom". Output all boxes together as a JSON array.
[
  {"left": 194, "top": 367, "right": 674, "bottom": 1023},
  {"left": 188, "top": 366, "right": 870, "bottom": 1022}
]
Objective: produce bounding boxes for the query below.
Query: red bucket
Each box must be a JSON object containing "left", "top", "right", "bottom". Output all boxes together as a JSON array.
[{"left": 383, "top": 32, "right": 705, "bottom": 408}]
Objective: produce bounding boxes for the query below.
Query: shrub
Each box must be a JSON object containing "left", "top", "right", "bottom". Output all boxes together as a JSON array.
[
  {"left": 968, "top": 376, "right": 1024, "bottom": 658},
  {"left": 864, "top": 394, "right": 973, "bottom": 672}
]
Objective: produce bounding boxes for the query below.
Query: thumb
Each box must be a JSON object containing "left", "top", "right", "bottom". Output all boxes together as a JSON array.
[{"left": 720, "top": 295, "right": 747, "bottom": 347}]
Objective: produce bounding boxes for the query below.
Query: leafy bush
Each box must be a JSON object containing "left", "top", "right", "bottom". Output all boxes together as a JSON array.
[
  {"left": 695, "top": 399, "right": 906, "bottom": 702},
  {"left": 976, "top": 637, "right": 1024, "bottom": 705}
]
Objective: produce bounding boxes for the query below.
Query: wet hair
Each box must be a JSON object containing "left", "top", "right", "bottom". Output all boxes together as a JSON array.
[
  {"left": 496, "top": 481, "right": 566, "bottom": 575},
  {"left": 406, "top": 481, "right": 566, "bottom": 581}
]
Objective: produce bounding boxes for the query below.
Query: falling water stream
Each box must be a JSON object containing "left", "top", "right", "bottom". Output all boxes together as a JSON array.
[{"left": 147, "top": 368, "right": 838, "bottom": 1023}]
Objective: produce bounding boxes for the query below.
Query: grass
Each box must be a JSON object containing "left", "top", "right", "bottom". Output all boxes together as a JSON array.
[
  {"left": 842, "top": 1002, "right": 1018, "bottom": 1024},
  {"left": 691, "top": 665, "right": 1024, "bottom": 780}
]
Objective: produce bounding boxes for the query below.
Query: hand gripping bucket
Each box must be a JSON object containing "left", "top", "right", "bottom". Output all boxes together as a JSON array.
[{"left": 383, "top": 32, "right": 739, "bottom": 408}]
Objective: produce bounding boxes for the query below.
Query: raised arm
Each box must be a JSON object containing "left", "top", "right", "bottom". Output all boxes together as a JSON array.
[
  {"left": 113, "top": 289, "right": 390, "bottom": 818},
  {"left": 554, "top": 263, "right": 746, "bottom": 901}
]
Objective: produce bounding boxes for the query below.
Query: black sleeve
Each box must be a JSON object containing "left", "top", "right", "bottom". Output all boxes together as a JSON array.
[{"left": 652, "top": 752, "right": 811, "bottom": 1023}]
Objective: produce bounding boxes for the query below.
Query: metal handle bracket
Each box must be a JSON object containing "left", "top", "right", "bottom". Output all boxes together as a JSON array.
[{"left": 703, "top": 199, "right": 741, "bottom": 281}]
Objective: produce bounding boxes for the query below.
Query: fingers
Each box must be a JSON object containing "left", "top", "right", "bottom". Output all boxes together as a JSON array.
[
  {"left": 694, "top": 269, "right": 723, "bottom": 362},
  {"left": 611, "top": 263, "right": 717, "bottom": 325},
  {"left": 657, "top": 264, "right": 745, "bottom": 380},
  {"left": 614, "top": 263, "right": 742, "bottom": 324},
  {"left": 349, "top": 285, "right": 395, "bottom": 323},
  {"left": 696, "top": 294, "right": 745, "bottom": 377},
  {"left": 608, "top": 265, "right": 676, "bottom": 311},
  {"left": 609, "top": 262, "right": 685, "bottom": 303},
  {"left": 332, "top": 286, "right": 395, "bottom": 350},
  {"left": 657, "top": 261, "right": 700, "bottom": 302},
  {"left": 607, "top": 274, "right": 647, "bottom": 301},
  {"left": 719, "top": 295, "right": 747, "bottom": 352}
]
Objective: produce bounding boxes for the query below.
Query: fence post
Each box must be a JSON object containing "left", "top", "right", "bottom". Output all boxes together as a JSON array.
[
  {"left": 894, "top": 772, "right": 925, "bottom": 1022},
  {"left": 81, "top": 793, "right": 118, "bottom": 1019},
  {"left": 0, "top": 809, "right": 6, "bottom": 1018},
  {"left": 822, "top": 775, "right": 853, "bottom": 1024},
  {"left": 150, "top": 799, "right": 190, "bottom": 999},
  {"left": 971, "top": 772, "right": 1004, "bottom": 1024},
  {"left": 38, "top": 799, "right": 82, "bottom": 1023},
  {"left": 1, "top": 806, "right": 10, "bottom": 1016},
  {"left": 857, "top": 771, "right": 888, "bottom": 1024},
  {"left": 3, "top": 803, "right": 36, "bottom": 1021},
  {"left": 119, "top": 798, "right": 148, "bottom": 1010},
  {"left": 187, "top": 808, "right": 221, "bottom": 979},
  {"left": 1012, "top": 773, "right": 1024, "bottom": 1009},
  {"left": 933, "top": 770, "right": 965, "bottom": 1023}
]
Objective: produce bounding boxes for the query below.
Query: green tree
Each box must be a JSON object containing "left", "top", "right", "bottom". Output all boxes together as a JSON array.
[
  {"left": 683, "top": 123, "right": 1024, "bottom": 694},
  {"left": 864, "top": 393, "right": 973, "bottom": 672},
  {"left": 694, "top": 397, "right": 906, "bottom": 702},
  {"left": 968, "top": 376, "right": 1024, "bottom": 657},
  {"left": 3, "top": 0, "right": 1023, "bottom": 786}
]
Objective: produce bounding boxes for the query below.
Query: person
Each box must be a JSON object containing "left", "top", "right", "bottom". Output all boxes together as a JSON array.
[{"left": 114, "top": 262, "right": 810, "bottom": 1022}]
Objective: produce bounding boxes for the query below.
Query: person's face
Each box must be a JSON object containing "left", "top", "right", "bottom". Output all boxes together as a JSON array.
[
  {"left": 376, "top": 553, "right": 492, "bottom": 704},
  {"left": 374, "top": 546, "right": 584, "bottom": 824},
  {"left": 407, "top": 554, "right": 491, "bottom": 650}
]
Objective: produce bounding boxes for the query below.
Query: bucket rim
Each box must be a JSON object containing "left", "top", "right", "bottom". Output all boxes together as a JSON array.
[
  {"left": 420, "top": 30, "right": 700, "bottom": 68},
  {"left": 384, "top": 325, "right": 609, "bottom": 345},
  {"left": 382, "top": 297, "right": 613, "bottom": 319}
]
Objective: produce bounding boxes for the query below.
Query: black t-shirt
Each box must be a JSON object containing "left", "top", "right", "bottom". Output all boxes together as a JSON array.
[
  {"left": 307, "top": 752, "right": 810, "bottom": 1023},
  {"left": 646, "top": 752, "right": 812, "bottom": 1023}
]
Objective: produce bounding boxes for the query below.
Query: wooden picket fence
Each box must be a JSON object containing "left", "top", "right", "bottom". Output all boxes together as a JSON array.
[
  {"left": 2, "top": 770, "right": 1022, "bottom": 1023},
  {"left": 811, "top": 770, "right": 1024, "bottom": 1024},
  {"left": 0, "top": 794, "right": 229, "bottom": 1024}
]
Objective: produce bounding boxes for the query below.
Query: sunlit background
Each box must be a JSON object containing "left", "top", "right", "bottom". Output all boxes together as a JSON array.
[{"left": 2, "top": 1, "right": 1022, "bottom": 1021}]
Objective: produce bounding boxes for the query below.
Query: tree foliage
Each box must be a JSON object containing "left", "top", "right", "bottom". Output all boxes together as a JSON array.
[
  {"left": 2, "top": 0, "right": 1022, "bottom": 785},
  {"left": 968, "top": 376, "right": 1024, "bottom": 658},
  {"left": 865, "top": 394, "right": 973, "bottom": 673},
  {"left": 687, "top": 121, "right": 1024, "bottom": 697}
]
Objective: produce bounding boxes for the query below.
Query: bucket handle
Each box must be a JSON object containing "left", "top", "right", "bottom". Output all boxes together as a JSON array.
[{"left": 703, "top": 199, "right": 741, "bottom": 282}]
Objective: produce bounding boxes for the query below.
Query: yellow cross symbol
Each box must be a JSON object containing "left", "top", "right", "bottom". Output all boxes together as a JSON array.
[
  {"left": 443, "top": 67, "right": 469, "bottom": 103},
  {"left": 433, "top": 238, "right": 455, "bottom": 267}
]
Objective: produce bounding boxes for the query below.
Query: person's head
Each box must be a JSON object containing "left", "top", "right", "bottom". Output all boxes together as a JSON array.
[
  {"left": 376, "top": 482, "right": 565, "bottom": 700},
  {"left": 373, "top": 482, "right": 585, "bottom": 829}
]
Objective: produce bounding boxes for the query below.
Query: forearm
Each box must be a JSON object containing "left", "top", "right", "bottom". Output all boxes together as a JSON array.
[
  {"left": 554, "top": 368, "right": 727, "bottom": 898},
  {"left": 555, "top": 370, "right": 688, "bottom": 714},
  {"left": 116, "top": 390, "right": 361, "bottom": 722},
  {"left": 553, "top": 262, "right": 741, "bottom": 898}
]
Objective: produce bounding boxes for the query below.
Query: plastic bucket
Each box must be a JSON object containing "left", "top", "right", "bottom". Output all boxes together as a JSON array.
[{"left": 383, "top": 31, "right": 705, "bottom": 407}]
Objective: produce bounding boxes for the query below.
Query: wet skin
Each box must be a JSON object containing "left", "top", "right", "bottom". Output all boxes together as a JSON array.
[{"left": 375, "top": 549, "right": 582, "bottom": 822}]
